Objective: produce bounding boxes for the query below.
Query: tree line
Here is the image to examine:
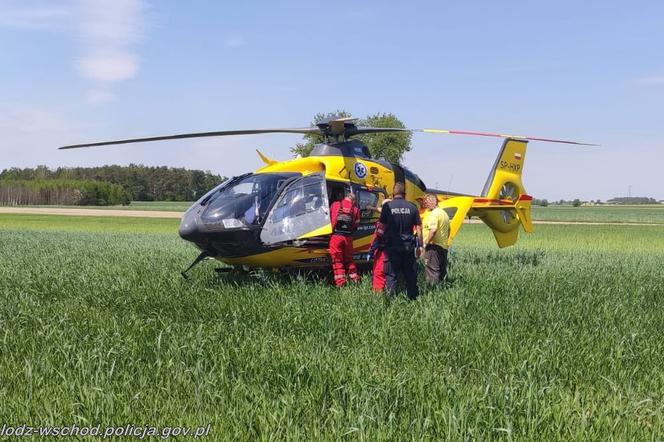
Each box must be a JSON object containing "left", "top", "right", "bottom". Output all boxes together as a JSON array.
[
  {"left": 0, "top": 179, "right": 130, "bottom": 206},
  {"left": 0, "top": 165, "right": 225, "bottom": 203},
  {"left": 532, "top": 197, "right": 661, "bottom": 207},
  {"left": 607, "top": 197, "right": 659, "bottom": 205}
]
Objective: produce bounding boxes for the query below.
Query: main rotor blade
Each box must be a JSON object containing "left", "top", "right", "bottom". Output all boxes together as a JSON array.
[
  {"left": 58, "top": 128, "right": 320, "bottom": 149},
  {"left": 350, "top": 126, "right": 596, "bottom": 145},
  {"left": 59, "top": 124, "right": 597, "bottom": 150},
  {"left": 349, "top": 127, "right": 411, "bottom": 136},
  {"left": 418, "top": 128, "right": 598, "bottom": 146}
]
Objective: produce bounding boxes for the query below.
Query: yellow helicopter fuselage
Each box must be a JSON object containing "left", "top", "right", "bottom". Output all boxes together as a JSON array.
[{"left": 178, "top": 138, "right": 533, "bottom": 269}]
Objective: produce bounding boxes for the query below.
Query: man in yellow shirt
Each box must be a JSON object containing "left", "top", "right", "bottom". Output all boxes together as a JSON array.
[{"left": 421, "top": 194, "right": 450, "bottom": 285}]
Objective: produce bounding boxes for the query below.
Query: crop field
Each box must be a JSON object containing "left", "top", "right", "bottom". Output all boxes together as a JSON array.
[
  {"left": 531, "top": 205, "right": 664, "bottom": 224},
  {"left": 11, "top": 202, "right": 664, "bottom": 225},
  {"left": 20, "top": 200, "right": 194, "bottom": 212},
  {"left": 8, "top": 203, "right": 664, "bottom": 225},
  {"left": 1, "top": 213, "right": 663, "bottom": 440}
]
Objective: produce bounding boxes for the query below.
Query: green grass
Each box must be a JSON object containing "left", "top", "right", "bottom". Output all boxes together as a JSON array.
[
  {"left": 8, "top": 202, "right": 664, "bottom": 225},
  {"left": 121, "top": 200, "right": 194, "bottom": 211},
  {"left": 14, "top": 200, "right": 194, "bottom": 211},
  {"left": 531, "top": 205, "right": 664, "bottom": 224},
  {"left": 0, "top": 214, "right": 178, "bottom": 234},
  {"left": 0, "top": 214, "right": 662, "bottom": 440}
]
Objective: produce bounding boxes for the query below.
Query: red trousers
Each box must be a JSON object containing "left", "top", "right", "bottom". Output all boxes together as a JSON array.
[
  {"left": 372, "top": 249, "right": 386, "bottom": 292},
  {"left": 329, "top": 234, "right": 359, "bottom": 287}
]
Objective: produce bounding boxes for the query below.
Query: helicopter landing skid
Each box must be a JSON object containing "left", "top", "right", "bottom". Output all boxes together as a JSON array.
[{"left": 180, "top": 251, "right": 211, "bottom": 279}]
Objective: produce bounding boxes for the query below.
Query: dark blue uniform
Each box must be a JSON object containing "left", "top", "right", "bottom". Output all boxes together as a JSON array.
[{"left": 379, "top": 197, "right": 421, "bottom": 300}]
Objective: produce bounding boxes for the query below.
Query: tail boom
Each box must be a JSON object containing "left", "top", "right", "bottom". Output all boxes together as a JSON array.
[{"left": 427, "top": 138, "right": 534, "bottom": 248}]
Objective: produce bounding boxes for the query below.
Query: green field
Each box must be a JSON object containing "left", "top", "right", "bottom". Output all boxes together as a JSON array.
[
  {"left": 0, "top": 214, "right": 663, "bottom": 440},
  {"left": 531, "top": 205, "right": 664, "bottom": 224},
  {"left": 8, "top": 202, "right": 664, "bottom": 225},
  {"left": 20, "top": 200, "right": 195, "bottom": 212},
  {"left": 118, "top": 201, "right": 194, "bottom": 211}
]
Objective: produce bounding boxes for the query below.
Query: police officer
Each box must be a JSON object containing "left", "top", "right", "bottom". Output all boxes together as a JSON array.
[{"left": 376, "top": 182, "right": 424, "bottom": 300}]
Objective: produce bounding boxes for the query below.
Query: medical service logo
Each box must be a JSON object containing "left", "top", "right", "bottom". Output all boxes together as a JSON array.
[{"left": 354, "top": 162, "right": 367, "bottom": 179}]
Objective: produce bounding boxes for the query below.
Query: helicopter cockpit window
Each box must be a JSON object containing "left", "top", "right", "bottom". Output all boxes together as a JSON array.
[
  {"left": 261, "top": 174, "right": 330, "bottom": 245},
  {"left": 201, "top": 173, "right": 298, "bottom": 228},
  {"left": 357, "top": 190, "right": 380, "bottom": 220}
]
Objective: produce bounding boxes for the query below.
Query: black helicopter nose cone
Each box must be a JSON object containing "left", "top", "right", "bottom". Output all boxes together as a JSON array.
[{"left": 179, "top": 208, "right": 202, "bottom": 242}]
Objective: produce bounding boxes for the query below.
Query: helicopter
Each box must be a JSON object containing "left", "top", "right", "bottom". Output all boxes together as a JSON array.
[{"left": 60, "top": 117, "right": 594, "bottom": 274}]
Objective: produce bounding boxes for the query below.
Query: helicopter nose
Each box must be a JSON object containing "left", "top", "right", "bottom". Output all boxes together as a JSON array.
[{"left": 179, "top": 208, "right": 202, "bottom": 242}]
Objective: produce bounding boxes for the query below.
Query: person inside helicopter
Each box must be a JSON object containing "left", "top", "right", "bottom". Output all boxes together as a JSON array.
[
  {"left": 202, "top": 172, "right": 297, "bottom": 227},
  {"left": 326, "top": 182, "right": 346, "bottom": 206}
]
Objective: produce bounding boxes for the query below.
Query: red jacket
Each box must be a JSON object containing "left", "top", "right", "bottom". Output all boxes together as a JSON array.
[{"left": 330, "top": 198, "right": 360, "bottom": 233}]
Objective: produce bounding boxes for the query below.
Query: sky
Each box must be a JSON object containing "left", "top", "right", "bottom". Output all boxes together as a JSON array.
[{"left": 1, "top": 0, "right": 663, "bottom": 201}]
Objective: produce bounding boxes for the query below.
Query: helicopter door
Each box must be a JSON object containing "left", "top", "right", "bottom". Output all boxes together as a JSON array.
[{"left": 260, "top": 174, "right": 331, "bottom": 245}]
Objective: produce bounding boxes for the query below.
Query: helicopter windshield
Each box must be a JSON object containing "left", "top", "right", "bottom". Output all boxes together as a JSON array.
[
  {"left": 201, "top": 173, "right": 298, "bottom": 228},
  {"left": 260, "top": 174, "right": 331, "bottom": 245}
]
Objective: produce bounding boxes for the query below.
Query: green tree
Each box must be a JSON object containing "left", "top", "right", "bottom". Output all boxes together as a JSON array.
[
  {"left": 290, "top": 111, "right": 412, "bottom": 163},
  {"left": 572, "top": 199, "right": 582, "bottom": 207},
  {"left": 0, "top": 165, "right": 225, "bottom": 202},
  {"left": 356, "top": 113, "right": 412, "bottom": 163}
]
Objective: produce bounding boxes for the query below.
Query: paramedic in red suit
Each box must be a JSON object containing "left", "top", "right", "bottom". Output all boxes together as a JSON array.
[
  {"left": 368, "top": 199, "right": 391, "bottom": 292},
  {"left": 369, "top": 222, "right": 386, "bottom": 292},
  {"left": 329, "top": 192, "right": 361, "bottom": 287}
]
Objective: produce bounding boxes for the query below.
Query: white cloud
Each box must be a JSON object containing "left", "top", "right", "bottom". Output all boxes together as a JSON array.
[
  {"left": 0, "top": 105, "right": 86, "bottom": 166},
  {"left": 0, "top": 0, "right": 146, "bottom": 104},
  {"left": 78, "top": 0, "right": 143, "bottom": 46},
  {"left": 78, "top": 52, "right": 139, "bottom": 82},
  {"left": 637, "top": 75, "right": 664, "bottom": 86},
  {"left": 0, "top": 1, "right": 71, "bottom": 30},
  {"left": 0, "top": 107, "right": 71, "bottom": 133},
  {"left": 77, "top": 0, "right": 146, "bottom": 98}
]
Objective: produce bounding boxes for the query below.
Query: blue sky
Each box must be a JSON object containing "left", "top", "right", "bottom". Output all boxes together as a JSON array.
[{"left": 1, "top": 0, "right": 663, "bottom": 200}]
